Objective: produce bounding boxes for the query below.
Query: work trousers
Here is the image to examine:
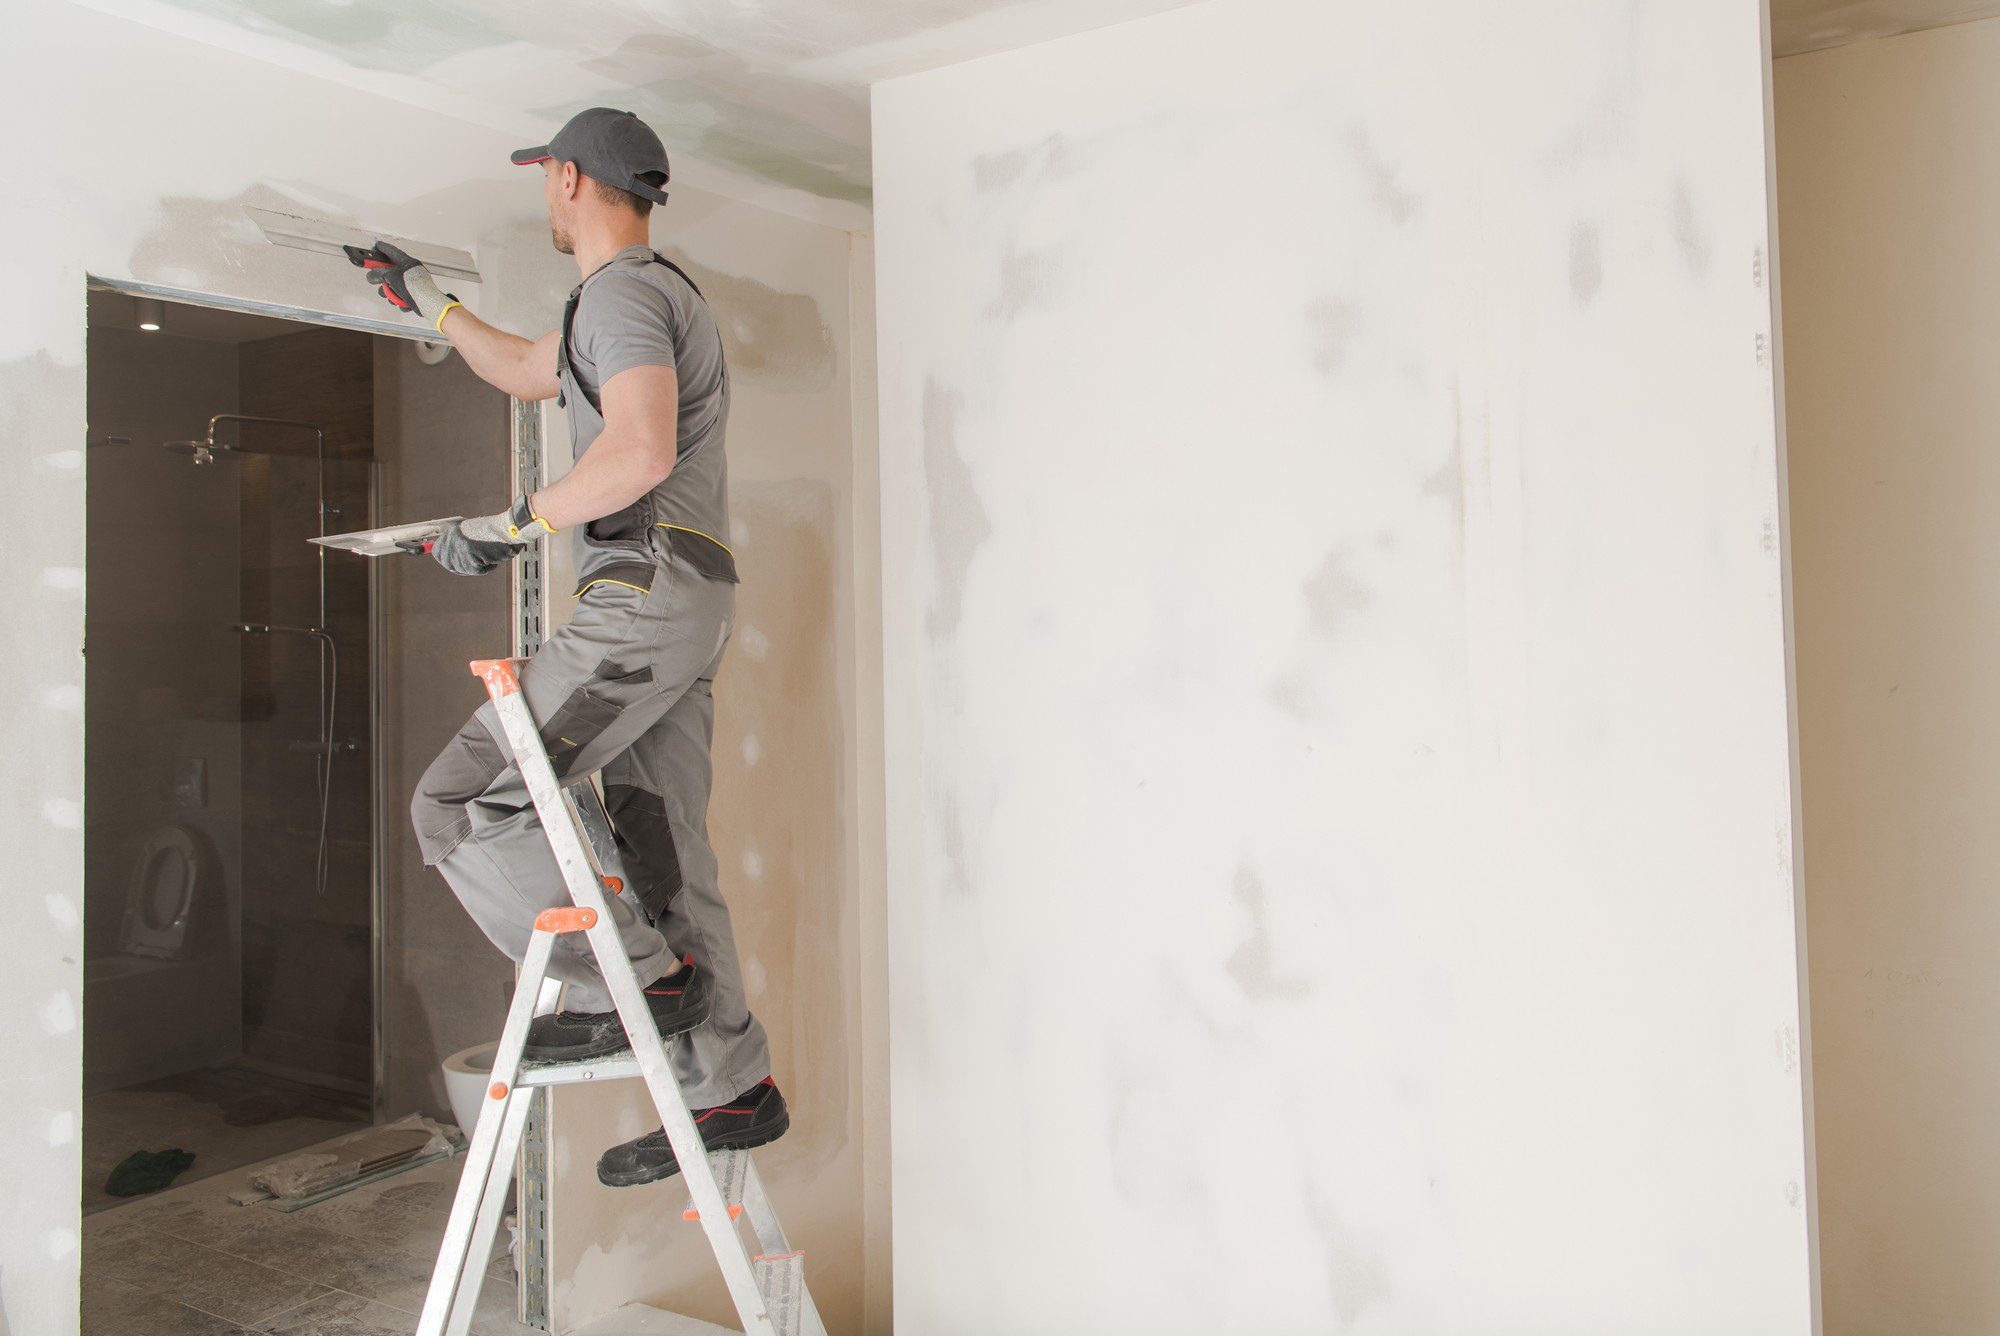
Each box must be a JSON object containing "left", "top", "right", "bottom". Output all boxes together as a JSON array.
[{"left": 410, "top": 546, "right": 771, "bottom": 1107}]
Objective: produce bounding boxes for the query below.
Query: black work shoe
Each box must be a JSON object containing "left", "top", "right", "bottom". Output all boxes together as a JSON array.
[
  {"left": 596, "top": 1078, "right": 790, "bottom": 1188},
  {"left": 521, "top": 956, "right": 711, "bottom": 1065}
]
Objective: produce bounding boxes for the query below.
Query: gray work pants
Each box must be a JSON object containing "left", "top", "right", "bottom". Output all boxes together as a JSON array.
[{"left": 410, "top": 548, "right": 771, "bottom": 1107}]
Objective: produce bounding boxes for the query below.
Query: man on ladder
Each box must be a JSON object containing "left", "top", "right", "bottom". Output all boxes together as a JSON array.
[{"left": 349, "top": 106, "right": 786, "bottom": 1186}]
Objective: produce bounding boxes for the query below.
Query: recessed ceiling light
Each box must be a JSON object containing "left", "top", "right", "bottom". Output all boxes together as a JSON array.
[{"left": 134, "top": 298, "right": 165, "bottom": 333}]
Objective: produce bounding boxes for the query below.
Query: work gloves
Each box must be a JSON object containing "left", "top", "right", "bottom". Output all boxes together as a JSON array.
[
  {"left": 344, "top": 240, "right": 463, "bottom": 333},
  {"left": 422, "top": 495, "right": 559, "bottom": 578}
]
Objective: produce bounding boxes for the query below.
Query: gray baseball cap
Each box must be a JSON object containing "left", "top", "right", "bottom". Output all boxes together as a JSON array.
[{"left": 511, "top": 108, "right": 671, "bottom": 204}]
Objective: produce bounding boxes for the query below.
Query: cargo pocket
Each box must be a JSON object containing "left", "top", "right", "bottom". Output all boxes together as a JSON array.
[
  {"left": 538, "top": 663, "right": 660, "bottom": 779},
  {"left": 603, "top": 783, "right": 683, "bottom": 921}
]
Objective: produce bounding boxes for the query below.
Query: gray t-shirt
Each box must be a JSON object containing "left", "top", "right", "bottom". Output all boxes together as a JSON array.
[{"left": 559, "top": 245, "right": 735, "bottom": 582}]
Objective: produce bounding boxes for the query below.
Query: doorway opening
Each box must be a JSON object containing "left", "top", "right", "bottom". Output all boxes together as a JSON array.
[{"left": 80, "top": 284, "right": 526, "bottom": 1327}]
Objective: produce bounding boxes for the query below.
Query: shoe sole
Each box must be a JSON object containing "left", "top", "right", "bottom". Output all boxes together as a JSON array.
[
  {"left": 596, "top": 1108, "right": 791, "bottom": 1189},
  {"left": 521, "top": 990, "right": 714, "bottom": 1067}
]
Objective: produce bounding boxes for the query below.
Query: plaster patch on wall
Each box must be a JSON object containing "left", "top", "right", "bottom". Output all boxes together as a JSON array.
[
  {"left": 672, "top": 257, "right": 838, "bottom": 389},
  {"left": 1303, "top": 544, "right": 1372, "bottom": 639},
  {"left": 40, "top": 990, "right": 78, "bottom": 1035},
  {"left": 1671, "top": 178, "right": 1712, "bottom": 274},
  {"left": 1306, "top": 297, "right": 1363, "bottom": 375},
  {"left": 1347, "top": 125, "right": 1422, "bottom": 226},
  {"left": 921, "top": 379, "right": 990, "bottom": 640},
  {"left": 987, "top": 243, "right": 1063, "bottom": 321},
  {"left": 1225, "top": 867, "right": 1310, "bottom": 1002},
  {"left": 39, "top": 685, "right": 85, "bottom": 712},
  {"left": 1298, "top": 1177, "right": 1391, "bottom": 1324},
  {"left": 973, "top": 134, "right": 1075, "bottom": 194}
]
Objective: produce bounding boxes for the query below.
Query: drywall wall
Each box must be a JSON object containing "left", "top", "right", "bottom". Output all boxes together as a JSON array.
[
  {"left": 538, "top": 197, "right": 882, "bottom": 1336},
  {"left": 874, "top": 0, "right": 1814, "bottom": 1329},
  {"left": 1776, "top": 20, "right": 2000, "bottom": 1331},
  {"left": 0, "top": 4, "right": 880, "bottom": 1332},
  {"left": 1771, "top": 0, "right": 2000, "bottom": 56}
]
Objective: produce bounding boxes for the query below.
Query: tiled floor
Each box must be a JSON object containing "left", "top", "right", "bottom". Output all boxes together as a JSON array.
[
  {"left": 81, "top": 1147, "right": 531, "bottom": 1335},
  {"left": 83, "top": 1066, "right": 370, "bottom": 1213}
]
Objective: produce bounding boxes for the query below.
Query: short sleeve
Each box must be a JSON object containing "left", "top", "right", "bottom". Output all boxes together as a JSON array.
[{"left": 576, "top": 268, "right": 677, "bottom": 383}]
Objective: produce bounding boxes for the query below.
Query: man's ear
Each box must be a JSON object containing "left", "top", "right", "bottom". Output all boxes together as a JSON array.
[{"left": 559, "top": 161, "right": 581, "bottom": 199}]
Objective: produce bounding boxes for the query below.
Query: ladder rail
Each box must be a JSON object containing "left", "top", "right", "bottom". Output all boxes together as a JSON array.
[
  {"left": 465, "top": 659, "right": 779, "bottom": 1336},
  {"left": 418, "top": 926, "right": 558, "bottom": 1336}
]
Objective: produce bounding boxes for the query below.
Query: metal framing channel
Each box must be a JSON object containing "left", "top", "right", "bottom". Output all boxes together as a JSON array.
[
  {"left": 509, "top": 398, "right": 554, "bottom": 1330},
  {"left": 368, "top": 460, "right": 389, "bottom": 1121}
]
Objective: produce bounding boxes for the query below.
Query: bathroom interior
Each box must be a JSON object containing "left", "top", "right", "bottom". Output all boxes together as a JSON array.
[{"left": 81, "top": 287, "right": 517, "bottom": 1216}]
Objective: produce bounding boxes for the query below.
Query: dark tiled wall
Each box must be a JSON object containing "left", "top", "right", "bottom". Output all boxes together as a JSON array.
[
  {"left": 371, "top": 339, "right": 514, "bottom": 1120},
  {"left": 84, "top": 327, "right": 246, "bottom": 1092},
  {"left": 236, "top": 329, "right": 376, "bottom": 1095}
]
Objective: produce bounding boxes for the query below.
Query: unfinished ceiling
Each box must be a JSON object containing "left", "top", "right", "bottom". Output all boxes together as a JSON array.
[
  {"left": 1773, "top": 0, "right": 2000, "bottom": 55},
  {"left": 69, "top": 0, "right": 1203, "bottom": 211}
]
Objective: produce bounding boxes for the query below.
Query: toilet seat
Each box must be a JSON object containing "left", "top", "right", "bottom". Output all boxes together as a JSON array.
[{"left": 119, "top": 824, "right": 207, "bottom": 960}]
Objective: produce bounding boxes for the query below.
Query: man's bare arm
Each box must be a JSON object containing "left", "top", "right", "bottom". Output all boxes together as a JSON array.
[
  {"left": 438, "top": 307, "right": 561, "bottom": 402},
  {"left": 527, "top": 364, "right": 679, "bottom": 529}
]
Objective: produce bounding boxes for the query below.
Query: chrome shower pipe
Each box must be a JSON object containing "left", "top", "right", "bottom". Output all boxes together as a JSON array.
[{"left": 181, "top": 413, "right": 338, "bottom": 900}]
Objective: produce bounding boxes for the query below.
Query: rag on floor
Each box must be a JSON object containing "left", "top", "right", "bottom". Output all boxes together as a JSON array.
[{"left": 105, "top": 1148, "right": 197, "bottom": 1197}]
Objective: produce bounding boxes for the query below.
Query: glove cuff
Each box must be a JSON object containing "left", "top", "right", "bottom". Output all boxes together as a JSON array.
[{"left": 506, "top": 493, "right": 559, "bottom": 542}]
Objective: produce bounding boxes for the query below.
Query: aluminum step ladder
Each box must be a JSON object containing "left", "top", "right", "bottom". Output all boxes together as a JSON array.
[{"left": 416, "top": 657, "right": 824, "bottom": 1336}]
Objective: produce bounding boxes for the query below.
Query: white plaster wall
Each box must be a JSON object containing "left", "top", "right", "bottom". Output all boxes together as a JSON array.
[
  {"left": 873, "top": 0, "right": 1815, "bottom": 1329},
  {"left": 1777, "top": 19, "right": 2000, "bottom": 1331},
  {"left": 0, "top": 5, "right": 878, "bottom": 1331}
]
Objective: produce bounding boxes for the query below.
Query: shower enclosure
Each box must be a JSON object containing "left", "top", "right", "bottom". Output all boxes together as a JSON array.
[
  {"left": 82, "top": 295, "right": 379, "bottom": 1205},
  {"left": 81, "top": 285, "right": 519, "bottom": 1210}
]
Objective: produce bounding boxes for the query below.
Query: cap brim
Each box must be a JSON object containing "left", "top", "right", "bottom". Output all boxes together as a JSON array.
[{"left": 510, "top": 146, "right": 553, "bottom": 166}]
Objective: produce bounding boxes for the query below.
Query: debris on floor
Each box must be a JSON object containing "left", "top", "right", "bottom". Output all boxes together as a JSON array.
[
  {"left": 248, "top": 1113, "right": 454, "bottom": 1201},
  {"left": 104, "top": 1147, "right": 197, "bottom": 1198}
]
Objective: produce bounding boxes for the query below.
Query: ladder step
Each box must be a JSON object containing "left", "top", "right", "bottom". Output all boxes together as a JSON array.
[
  {"left": 516, "top": 1053, "right": 643, "bottom": 1087},
  {"left": 680, "top": 1149, "right": 751, "bottom": 1221},
  {"left": 752, "top": 1252, "right": 806, "bottom": 1336}
]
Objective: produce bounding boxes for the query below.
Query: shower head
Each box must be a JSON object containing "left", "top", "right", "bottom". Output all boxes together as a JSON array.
[
  {"left": 164, "top": 413, "right": 327, "bottom": 466},
  {"left": 163, "top": 440, "right": 214, "bottom": 464}
]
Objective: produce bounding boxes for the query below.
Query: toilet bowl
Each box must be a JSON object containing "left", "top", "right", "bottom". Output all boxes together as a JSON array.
[
  {"left": 119, "top": 823, "right": 211, "bottom": 960},
  {"left": 442, "top": 1040, "right": 501, "bottom": 1136}
]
